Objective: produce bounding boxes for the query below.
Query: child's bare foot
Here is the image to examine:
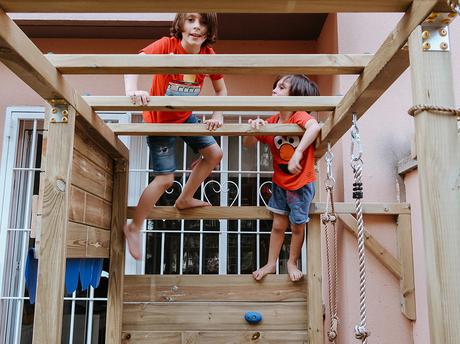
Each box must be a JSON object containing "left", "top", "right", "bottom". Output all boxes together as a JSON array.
[
  {"left": 287, "top": 262, "right": 303, "bottom": 282},
  {"left": 175, "top": 197, "right": 211, "bottom": 210},
  {"left": 123, "top": 223, "right": 141, "bottom": 260},
  {"left": 252, "top": 263, "right": 276, "bottom": 281}
]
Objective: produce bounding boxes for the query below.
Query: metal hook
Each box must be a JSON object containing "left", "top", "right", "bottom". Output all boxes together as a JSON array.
[
  {"left": 350, "top": 113, "right": 363, "bottom": 162},
  {"left": 325, "top": 142, "right": 335, "bottom": 186}
]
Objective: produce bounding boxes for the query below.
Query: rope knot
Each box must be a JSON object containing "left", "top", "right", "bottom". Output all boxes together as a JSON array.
[
  {"left": 327, "top": 316, "right": 339, "bottom": 342},
  {"left": 354, "top": 325, "right": 370, "bottom": 341}
]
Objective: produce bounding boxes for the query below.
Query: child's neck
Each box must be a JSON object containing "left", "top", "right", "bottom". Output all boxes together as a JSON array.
[
  {"left": 181, "top": 40, "right": 201, "bottom": 54},
  {"left": 278, "top": 111, "right": 294, "bottom": 123}
]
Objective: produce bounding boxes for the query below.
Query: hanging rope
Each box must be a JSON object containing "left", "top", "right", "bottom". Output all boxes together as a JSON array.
[
  {"left": 350, "top": 113, "right": 370, "bottom": 343},
  {"left": 321, "top": 143, "right": 339, "bottom": 343},
  {"left": 407, "top": 104, "right": 460, "bottom": 117}
]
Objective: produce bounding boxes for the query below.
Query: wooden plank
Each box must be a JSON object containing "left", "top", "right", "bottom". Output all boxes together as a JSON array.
[
  {"left": 83, "top": 190, "right": 112, "bottom": 229},
  {"left": 32, "top": 106, "right": 75, "bottom": 344},
  {"left": 182, "top": 331, "right": 309, "bottom": 344},
  {"left": 84, "top": 96, "right": 340, "bottom": 112},
  {"left": 0, "top": 9, "right": 128, "bottom": 160},
  {"left": 0, "top": 0, "right": 418, "bottom": 13},
  {"left": 123, "top": 302, "right": 308, "bottom": 331},
  {"left": 74, "top": 125, "right": 114, "bottom": 174},
  {"left": 123, "top": 275, "right": 307, "bottom": 302},
  {"left": 122, "top": 332, "right": 181, "bottom": 344},
  {"left": 66, "top": 221, "right": 87, "bottom": 258},
  {"left": 72, "top": 150, "right": 113, "bottom": 202},
  {"left": 408, "top": 25, "right": 460, "bottom": 343},
  {"left": 397, "top": 214, "right": 416, "bottom": 320},
  {"left": 338, "top": 214, "right": 401, "bottom": 279},
  {"left": 129, "top": 203, "right": 411, "bottom": 220},
  {"left": 66, "top": 221, "right": 110, "bottom": 258},
  {"left": 87, "top": 226, "right": 110, "bottom": 257},
  {"left": 316, "top": 0, "right": 438, "bottom": 158},
  {"left": 47, "top": 54, "right": 372, "bottom": 75},
  {"left": 307, "top": 215, "right": 323, "bottom": 343},
  {"left": 121, "top": 331, "right": 310, "bottom": 344},
  {"left": 109, "top": 123, "right": 305, "bottom": 137},
  {"left": 106, "top": 160, "right": 129, "bottom": 344}
]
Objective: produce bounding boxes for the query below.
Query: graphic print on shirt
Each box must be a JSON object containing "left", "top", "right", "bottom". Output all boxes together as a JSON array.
[
  {"left": 273, "top": 135, "right": 301, "bottom": 174},
  {"left": 165, "top": 74, "right": 200, "bottom": 96}
]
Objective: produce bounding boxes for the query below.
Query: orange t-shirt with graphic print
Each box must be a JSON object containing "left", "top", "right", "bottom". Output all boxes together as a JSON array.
[
  {"left": 256, "top": 112, "right": 316, "bottom": 190},
  {"left": 141, "top": 36, "right": 223, "bottom": 123}
]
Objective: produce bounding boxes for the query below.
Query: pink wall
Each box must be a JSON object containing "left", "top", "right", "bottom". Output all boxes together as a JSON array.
[{"left": 332, "top": 12, "right": 459, "bottom": 344}]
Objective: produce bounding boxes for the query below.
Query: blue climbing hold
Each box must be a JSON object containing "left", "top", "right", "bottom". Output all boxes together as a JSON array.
[{"left": 244, "top": 311, "right": 262, "bottom": 324}]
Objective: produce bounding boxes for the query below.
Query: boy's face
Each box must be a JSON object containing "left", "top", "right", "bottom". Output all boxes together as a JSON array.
[
  {"left": 272, "top": 77, "right": 291, "bottom": 97},
  {"left": 181, "top": 13, "right": 208, "bottom": 49}
]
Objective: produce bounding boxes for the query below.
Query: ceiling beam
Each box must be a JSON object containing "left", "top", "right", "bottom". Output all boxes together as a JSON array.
[
  {"left": 47, "top": 54, "right": 372, "bottom": 75},
  {"left": 316, "top": 0, "right": 439, "bottom": 158},
  {"left": 0, "top": 8, "right": 128, "bottom": 159},
  {"left": 0, "top": 0, "right": 416, "bottom": 13}
]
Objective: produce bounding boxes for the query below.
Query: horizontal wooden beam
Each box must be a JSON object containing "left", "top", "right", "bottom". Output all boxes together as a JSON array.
[
  {"left": 46, "top": 54, "right": 372, "bottom": 75},
  {"left": 84, "top": 96, "right": 340, "bottom": 112},
  {"left": 124, "top": 275, "right": 307, "bottom": 302},
  {"left": 316, "top": 0, "right": 438, "bottom": 158},
  {"left": 128, "top": 203, "right": 410, "bottom": 220},
  {"left": 338, "top": 214, "right": 401, "bottom": 279},
  {"left": 0, "top": 9, "right": 128, "bottom": 159},
  {"left": 0, "top": 0, "right": 417, "bottom": 13},
  {"left": 108, "top": 123, "right": 305, "bottom": 136}
]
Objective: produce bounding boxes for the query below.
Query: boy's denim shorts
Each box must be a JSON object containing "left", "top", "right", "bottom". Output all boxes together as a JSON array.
[
  {"left": 267, "top": 182, "right": 316, "bottom": 225},
  {"left": 146, "top": 114, "right": 217, "bottom": 175}
]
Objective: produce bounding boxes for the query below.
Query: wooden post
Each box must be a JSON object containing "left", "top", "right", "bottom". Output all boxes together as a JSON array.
[
  {"left": 396, "top": 214, "right": 416, "bottom": 320},
  {"left": 106, "top": 159, "right": 129, "bottom": 343},
  {"left": 32, "top": 105, "right": 75, "bottom": 343},
  {"left": 307, "top": 214, "right": 323, "bottom": 343},
  {"left": 408, "top": 25, "right": 460, "bottom": 342}
]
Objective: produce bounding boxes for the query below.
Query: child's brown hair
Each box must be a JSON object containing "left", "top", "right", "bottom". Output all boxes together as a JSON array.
[
  {"left": 273, "top": 75, "right": 320, "bottom": 97},
  {"left": 170, "top": 13, "right": 218, "bottom": 46}
]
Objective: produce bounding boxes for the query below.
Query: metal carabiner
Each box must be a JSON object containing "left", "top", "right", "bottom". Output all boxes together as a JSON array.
[
  {"left": 325, "top": 142, "right": 335, "bottom": 187},
  {"left": 350, "top": 113, "right": 363, "bottom": 162}
]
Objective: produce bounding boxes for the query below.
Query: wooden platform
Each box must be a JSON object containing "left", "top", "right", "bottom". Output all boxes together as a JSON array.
[{"left": 122, "top": 275, "right": 309, "bottom": 344}]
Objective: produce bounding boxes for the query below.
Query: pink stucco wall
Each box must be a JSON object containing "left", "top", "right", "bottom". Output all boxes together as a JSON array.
[{"left": 332, "top": 12, "right": 459, "bottom": 344}]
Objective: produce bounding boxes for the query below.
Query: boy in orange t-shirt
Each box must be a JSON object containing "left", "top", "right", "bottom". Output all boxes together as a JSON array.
[
  {"left": 124, "top": 13, "right": 227, "bottom": 260},
  {"left": 243, "top": 75, "right": 321, "bottom": 282}
]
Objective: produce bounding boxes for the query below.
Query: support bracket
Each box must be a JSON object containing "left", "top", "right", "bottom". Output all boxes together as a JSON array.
[
  {"left": 48, "top": 99, "right": 70, "bottom": 123},
  {"left": 421, "top": 11, "right": 456, "bottom": 51}
]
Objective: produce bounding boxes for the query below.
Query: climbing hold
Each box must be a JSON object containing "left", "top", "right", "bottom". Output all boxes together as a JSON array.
[{"left": 244, "top": 311, "right": 262, "bottom": 324}]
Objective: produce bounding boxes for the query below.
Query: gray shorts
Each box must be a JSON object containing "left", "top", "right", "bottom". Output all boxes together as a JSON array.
[
  {"left": 146, "top": 114, "right": 217, "bottom": 174},
  {"left": 267, "top": 182, "right": 315, "bottom": 224}
]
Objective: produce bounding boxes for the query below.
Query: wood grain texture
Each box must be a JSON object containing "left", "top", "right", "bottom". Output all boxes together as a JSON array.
[
  {"left": 48, "top": 54, "right": 372, "bottom": 75},
  {"left": 124, "top": 275, "right": 307, "bottom": 302}
]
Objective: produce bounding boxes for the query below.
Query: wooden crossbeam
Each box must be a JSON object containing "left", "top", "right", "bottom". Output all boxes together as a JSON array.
[
  {"left": 0, "top": 9, "right": 128, "bottom": 159},
  {"left": 315, "top": 0, "right": 438, "bottom": 158},
  {"left": 108, "top": 123, "right": 305, "bottom": 136},
  {"left": 338, "top": 214, "right": 401, "bottom": 279},
  {"left": 46, "top": 54, "right": 372, "bottom": 75},
  {"left": 84, "top": 96, "right": 340, "bottom": 112},
  {"left": 127, "top": 203, "right": 410, "bottom": 220},
  {"left": 0, "top": 0, "right": 418, "bottom": 13}
]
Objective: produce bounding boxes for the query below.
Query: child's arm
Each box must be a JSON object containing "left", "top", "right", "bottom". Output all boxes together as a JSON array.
[
  {"left": 288, "top": 118, "right": 321, "bottom": 175},
  {"left": 204, "top": 78, "right": 228, "bottom": 131},
  {"left": 243, "top": 118, "right": 267, "bottom": 148},
  {"left": 124, "top": 53, "right": 150, "bottom": 105}
]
